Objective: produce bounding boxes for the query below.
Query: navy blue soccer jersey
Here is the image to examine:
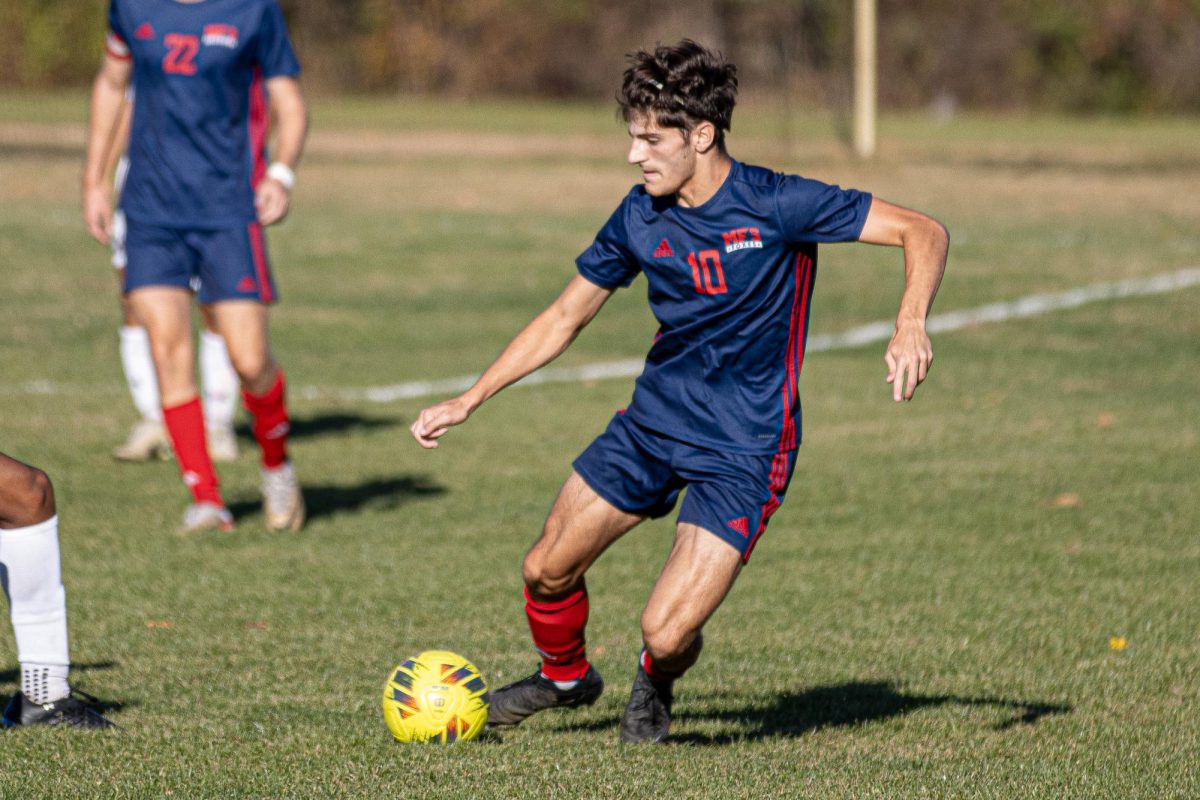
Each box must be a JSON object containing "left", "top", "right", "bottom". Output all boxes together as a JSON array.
[
  {"left": 576, "top": 160, "right": 872, "bottom": 455},
  {"left": 106, "top": 0, "right": 300, "bottom": 229}
]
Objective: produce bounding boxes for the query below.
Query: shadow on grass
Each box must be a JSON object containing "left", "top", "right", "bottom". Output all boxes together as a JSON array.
[
  {"left": 226, "top": 475, "right": 445, "bottom": 523},
  {"left": 235, "top": 411, "right": 403, "bottom": 442},
  {"left": 0, "top": 660, "right": 119, "bottom": 687},
  {"left": 0, "top": 660, "right": 131, "bottom": 718},
  {"left": 554, "top": 680, "right": 1071, "bottom": 743}
]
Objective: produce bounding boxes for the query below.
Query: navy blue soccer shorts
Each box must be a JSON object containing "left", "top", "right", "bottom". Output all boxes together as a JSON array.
[
  {"left": 123, "top": 219, "right": 278, "bottom": 305},
  {"left": 572, "top": 412, "right": 798, "bottom": 563}
]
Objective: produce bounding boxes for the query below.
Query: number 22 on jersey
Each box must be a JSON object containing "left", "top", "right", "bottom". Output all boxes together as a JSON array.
[{"left": 163, "top": 33, "right": 199, "bottom": 75}]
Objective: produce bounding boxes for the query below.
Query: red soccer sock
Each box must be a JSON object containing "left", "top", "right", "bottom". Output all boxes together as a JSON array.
[
  {"left": 524, "top": 584, "right": 591, "bottom": 682},
  {"left": 162, "top": 397, "right": 223, "bottom": 506},
  {"left": 242, "top": 369, "right": 290, "bottom": 469},
  {"left": 640, "top": 636, "right": 702, "bottom": 682}
]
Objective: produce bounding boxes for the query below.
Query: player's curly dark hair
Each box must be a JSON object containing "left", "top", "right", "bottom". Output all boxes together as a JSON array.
[{"left": 617, "top": 40, "right": 739, "bottom": 153}]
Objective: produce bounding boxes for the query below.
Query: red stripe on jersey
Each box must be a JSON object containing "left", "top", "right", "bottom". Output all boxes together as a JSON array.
[
  {"left": 106, "top": 31, "right": 131, "bottom": 60},
  {"left": 247, "top": 222, "right": 274, "bottom": 303},
  {"left": 247, "top": 67, "right": 269, "bottom": 189}
]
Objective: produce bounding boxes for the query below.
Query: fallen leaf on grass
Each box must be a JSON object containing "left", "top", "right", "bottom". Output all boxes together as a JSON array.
[
  {"left": 1044, "top": 493, "right": 1082, "bottom": 508},
  {"left": 145, "top": 620, "right": 175, "bottom": 630}
]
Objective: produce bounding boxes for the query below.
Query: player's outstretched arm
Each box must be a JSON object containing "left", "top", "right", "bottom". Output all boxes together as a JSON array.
[
  {"left": 410, "top": 275, "right": 614, "bottom": 449},
  {"left": 256, "top": 76, "right": 308, "bottom": 226},
  {"left": 83, "top": 54, "right": 132, "bottom": 245},
  {"left": 857, "top": 198, "right": 950, "bottom": 402}
]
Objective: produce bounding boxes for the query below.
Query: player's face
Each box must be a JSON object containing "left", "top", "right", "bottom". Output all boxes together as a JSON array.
[{"left": 627, "top": 114, "right": 696, "bottom": 197}]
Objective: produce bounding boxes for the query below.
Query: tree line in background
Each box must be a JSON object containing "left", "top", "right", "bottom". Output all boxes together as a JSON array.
[{"left": 3, "top": 0, "right": 1199, "bottom": 113}]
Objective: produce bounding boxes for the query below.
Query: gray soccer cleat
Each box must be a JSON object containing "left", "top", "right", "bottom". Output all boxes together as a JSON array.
[
  {"left": 179, "top": 501, "right": 234, "bottom": 534},
  {"left": 487, "top": 665, "right": 603, "bottom": 727},
  {"left": 112, "top": 419, "right": 171, "bottom": 462},
  {"left": 262, "top": 461, "right": 305, "bottom": 531},
  {"left": 618, "top": 664, "right": 673, "bottom": 743},
  {"left": 2, "top": 691, "right": 116, "bottom": 730}
]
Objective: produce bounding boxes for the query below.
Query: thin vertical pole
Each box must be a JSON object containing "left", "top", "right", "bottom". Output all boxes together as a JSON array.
[{"left": 853, "top": 0, "right": 877, "bottom": 158}]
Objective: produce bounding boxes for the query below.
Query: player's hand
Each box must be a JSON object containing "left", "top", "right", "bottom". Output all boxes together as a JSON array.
[
  {"left": 410, "top": 397, "right": 475, "bottom": 449},
  {"left": 884, "top": 319, "right": 933, "bottom": 402},
  {"left": 255, "top": 179, "right": 291, "bottom": 226},
  {"left": 83, "top": 184, "right": 113, "bottom": 245}
]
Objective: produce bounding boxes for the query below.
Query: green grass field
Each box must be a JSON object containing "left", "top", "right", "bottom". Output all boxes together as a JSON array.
[{"left": 1, "top": 93, "right": 1198, "bottom": 798}]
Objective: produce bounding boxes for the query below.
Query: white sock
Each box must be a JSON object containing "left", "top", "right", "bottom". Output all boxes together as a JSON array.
[
  {"left": 0, "top": 516, "right": 71, "bottom": 704},
  {"left": 543, "top": 673, "right": 580, "bottom": 691},
  {"left": 119, "top": 325, "right": 161, "bottom": 422},
  {"left": 200, "top": 330, "right": 238, "bottom": 431}
]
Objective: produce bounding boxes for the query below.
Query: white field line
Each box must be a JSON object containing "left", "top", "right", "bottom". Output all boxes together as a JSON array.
[
  {"left": 327, "top": 267, "right": 1200, "bottom": 404},
  {"left": 4, "top": 268, "right": 1199, "bottom": 401}
]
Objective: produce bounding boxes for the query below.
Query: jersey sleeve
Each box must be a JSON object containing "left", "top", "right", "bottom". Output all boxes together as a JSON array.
[
  {"left": 776, "top": 175, "right": 873, "bottom": 244},
  {"left": 105, "top": 1, "right": 131, "bottom": 61},
  {"left": 254, "top": 1, "right": 302, "bottom": 78},
  {"left": 575, "top": 198, "right": 642, "bottom": 289}
]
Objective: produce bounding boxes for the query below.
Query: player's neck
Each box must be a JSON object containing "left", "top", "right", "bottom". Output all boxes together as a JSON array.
[{"left": 676, "top": 153, "right": 732, "bottom": 209}]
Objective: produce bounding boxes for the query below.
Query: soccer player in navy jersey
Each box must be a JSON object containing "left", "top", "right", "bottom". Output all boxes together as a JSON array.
[
  {"left": 83, "top": 0, "right": 308, "bottom": 533},
  {"left": 105, "top": 94, "right": 241, "bottom": 464},
  {"left": 411, "top": 40, "right": 949, "bottom": 742}
]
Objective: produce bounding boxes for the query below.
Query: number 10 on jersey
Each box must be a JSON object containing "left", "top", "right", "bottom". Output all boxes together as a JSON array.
[{"left": 687, "top": 249, "right": 727, "bottom": 295}]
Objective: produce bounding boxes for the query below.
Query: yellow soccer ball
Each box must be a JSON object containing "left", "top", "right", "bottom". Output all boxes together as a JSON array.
[{"left": 382, "top": 650, "right": 490, "bottom": 743}]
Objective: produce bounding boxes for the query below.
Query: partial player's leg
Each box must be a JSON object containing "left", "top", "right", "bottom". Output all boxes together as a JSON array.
[
  {"left": 197, "top": 303, "right": 239, "bottom": 463},
  {"left": 618, "top": 447, "right": 798, "bottom": 742},
  {"left": 209, "top": 299, "right": 303, "bottom": 531},
  {"left": 128, "top": 285, "right": 231, "bottom": 533},
  {"left": 112, "top": 210, "right": 170, "bottom": 461},
  {"left": 0, "top": 454, "right": 114, "bottom": 728},
  {"left": 619, "top": 522, "right": 741, "bottom": 742},
  {"left": 487, "top": 471, "right": 645, "bottom": 727},
  {"left": 197, "top": 225, "right": 302, "bottom": 531}
]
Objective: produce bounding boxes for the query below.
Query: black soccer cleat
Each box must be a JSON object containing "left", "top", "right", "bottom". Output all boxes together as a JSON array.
[
  {"left": 486, "top": 664, "right": 604, "bottom": 727},
  {"left": 2, "top": 690, "right": 117, "bottom": 730},
  {"left": 619, "top": 664, "right": 673, "bottom": 743}
]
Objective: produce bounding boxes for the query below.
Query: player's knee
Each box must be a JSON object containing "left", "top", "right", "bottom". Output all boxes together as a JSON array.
[
  {"left": 4, "top": 466, "right": 56, "bottom": 526},
  {"left": 521, "top": 550, "right": 578, "bottom": 600},
  {"left": 230, "top": 352, "right": 271, "bottom": 386}
]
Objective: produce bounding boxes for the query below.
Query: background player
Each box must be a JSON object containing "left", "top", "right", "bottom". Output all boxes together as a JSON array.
[
  {"left": 411, "top": 41, "right": 949, "bottom": 742},
  {"left": 105, "top": 95, "right": 241, "bottom": 464},
  {"left": 0, "top": 452, "right": 114, "bottom": 728},
  {"left": 83, "top": 0, "right": 308, "bottom": 533}
]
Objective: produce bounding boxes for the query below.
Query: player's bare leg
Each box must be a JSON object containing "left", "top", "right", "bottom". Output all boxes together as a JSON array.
[
  {"left": 488, "top": 472, "right": 644, "bottom": 727},
  {"left": 211, "top": 300, "right": 303, "bottom": 531},
  {"left": 129, "top": 287, "right": 231, "bottom": 533},
  {"left": 620, "top": 522, "right": 742, "bottom": 742}
]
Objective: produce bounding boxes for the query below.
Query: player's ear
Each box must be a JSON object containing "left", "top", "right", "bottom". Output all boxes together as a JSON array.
[{"left": 693, "top": 121, "right": 718, "bottom": 155}]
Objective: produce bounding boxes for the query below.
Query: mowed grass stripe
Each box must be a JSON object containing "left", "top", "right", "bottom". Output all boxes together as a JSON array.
[{"left": 4, "top": 267, "right": 1198, "bottom": 403}]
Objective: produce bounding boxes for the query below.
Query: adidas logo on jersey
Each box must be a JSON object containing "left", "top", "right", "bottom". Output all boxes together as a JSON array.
[
  {"left": 652, "top": 239, "right": 675, "bottom": 259},
  {"left": 727, "top": 517, "right": 750, "bottom": 537}
]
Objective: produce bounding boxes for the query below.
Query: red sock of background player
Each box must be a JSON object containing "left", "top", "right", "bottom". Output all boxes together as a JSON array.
[
  {"left": 242, "top": 369, "right": 290, "bottom": 469},
  {"left": 524, "top": 584, "right": 591, "bottom": 686},
  {"left": 162, "top": 397, "right": 223, "bottom": 506}
]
